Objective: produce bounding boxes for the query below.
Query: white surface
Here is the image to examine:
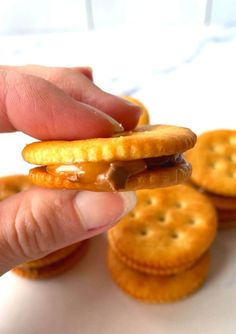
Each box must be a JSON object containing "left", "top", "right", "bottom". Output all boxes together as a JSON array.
[
  {"left": 1, "top": 232, "right": 236, "bottom": 334},
  {"left": 0, "top": 27, "right": 236, "bottom": 333}
]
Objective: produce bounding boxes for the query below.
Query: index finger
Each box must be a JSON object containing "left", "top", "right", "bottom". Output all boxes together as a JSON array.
[
  {"left": 0, "top": 70, "right": 124, "bottom": 140},
  {"left": 0, "top": 65, "right": 142, "bottom": 131}
]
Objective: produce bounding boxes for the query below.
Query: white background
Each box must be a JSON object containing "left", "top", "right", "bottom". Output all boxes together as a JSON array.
[{"left": 0, "top": 1, "right": 236, "bottom": 334}]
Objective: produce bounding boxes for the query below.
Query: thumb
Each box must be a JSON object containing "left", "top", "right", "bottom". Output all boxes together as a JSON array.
[{"left": 0, "top": 188, "right": 136, "bottom": 275}]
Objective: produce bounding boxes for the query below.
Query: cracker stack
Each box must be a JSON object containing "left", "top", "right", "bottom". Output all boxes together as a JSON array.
[
  {"left": 185, "top": 129, "right": 236, "bottom": 229},
  {"left": 107, "top": 185, "right": 217, "bottom": 303}
]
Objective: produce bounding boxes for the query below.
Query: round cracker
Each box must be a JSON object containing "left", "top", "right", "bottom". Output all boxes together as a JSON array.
[
  {"left": 186, "top": 129, "right": 236, "bottom": 196},
  {"left": 122, "top": 96, "right": 150, "bottom": 125},
  {"left": 22, "top": 125, "right": 196, "bottom": 165},
  {"left": 28, "top": 161, "right": 191, "bottom": 191},
  {"left": 0, "top": 175, "right": 31, "bottom": 201},
  {"left": 12, "top": 241, "right": 88, "bottom": 279},
  {"left": 108, "top": 248, "right": 210, "bottom": 303},
  {"left": 108, "top": 185, "right": 217, "bottom": 273}
]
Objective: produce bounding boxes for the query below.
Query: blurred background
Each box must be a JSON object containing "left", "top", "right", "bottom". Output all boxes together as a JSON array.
[
  {"left": 0, "top": 0, "right": 235, "bottom": 175},
  {"left": 0, "top": 0, "right": 236, "bottom": 34}
]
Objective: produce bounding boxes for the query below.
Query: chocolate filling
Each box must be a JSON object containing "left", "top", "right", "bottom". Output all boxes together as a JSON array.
[
  {"left": 98, "top": 154, "right": 184, "bottom": 190},
  {"left": 144, "top": 154, "right": 182, "bottom": 170}
]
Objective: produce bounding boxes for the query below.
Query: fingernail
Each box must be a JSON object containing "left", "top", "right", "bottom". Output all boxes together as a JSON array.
[
  {"left": 119, "top": 97, "right": 142, "bottom": 117},
  {"left": 74, "top": 191, "right": 136, "bottom": 231},
  {"left": 97, "top": 110, "right": 124, "bottom": 133},
  {"left": 84, "top": 66, "right": 93, "bottom": 73},
  {"left": 80, "top": 66, "right": 93, "bottom": 79}
]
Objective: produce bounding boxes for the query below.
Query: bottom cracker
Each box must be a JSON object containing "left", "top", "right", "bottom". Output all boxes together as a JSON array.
[{"left": 108, "top": 248, "right": 210, "bottom": 303}]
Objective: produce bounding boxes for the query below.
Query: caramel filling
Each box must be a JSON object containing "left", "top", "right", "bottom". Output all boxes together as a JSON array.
[{"left": 46, "top": 154, "right": 183, "bottom": 190}]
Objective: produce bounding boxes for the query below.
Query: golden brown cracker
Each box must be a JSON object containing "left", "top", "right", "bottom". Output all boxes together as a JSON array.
[
  {"left": 187, "top": 181, "right": 236, "bottom": 229},
  {"left": 22, "top": 125, "right": 196, "bottom": 165},
  {"left": 108, "top": 185, "right": 217, "bottom": 274},
  {"left": 122, "top": 96, "right": 150, "bottom": 125},
  {"left": 186, "top": 129, "right": 236, "bottom": 196},
  {"left": 108, "top": 248, "right": 210, "bottom": 303},
  {"left": 12, "top": 241, "right": 88, "bottom": 279},
  {"left": 0, "top": 175, "right": 31, "bottom": 201}
]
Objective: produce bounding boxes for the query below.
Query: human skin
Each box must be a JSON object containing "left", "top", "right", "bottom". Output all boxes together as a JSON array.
[{"left": 0, "top": 65, "right": 141, "bottom": 275}]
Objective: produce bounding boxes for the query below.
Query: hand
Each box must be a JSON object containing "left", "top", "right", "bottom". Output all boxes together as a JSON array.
[{"left": 0, "top": 65, "right": 140, "bottom": 275}]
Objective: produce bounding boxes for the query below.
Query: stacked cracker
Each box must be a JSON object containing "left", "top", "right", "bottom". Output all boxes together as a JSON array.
[
  {"left": 0, "top": 175, "right": 88, "bottom": 279},
  {"left": 185, "top": 130, "right": 236, "bottom": 229},
  {"left": 107, "top": 185, "right": 217, "bottom": 303},
  {"left": 12, "top": 241, "right": 87, "bottom": 279}
]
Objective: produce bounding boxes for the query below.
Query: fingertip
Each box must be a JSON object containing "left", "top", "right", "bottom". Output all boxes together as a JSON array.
[
  {"left": 101, "top": 94, "right": 142, "bottom": 130},
  {"left": 116, "top": 96, "right": 143, "bottom": 130},
  {"left": 2, "top": 71, "right": 123, "bottom": 140}
]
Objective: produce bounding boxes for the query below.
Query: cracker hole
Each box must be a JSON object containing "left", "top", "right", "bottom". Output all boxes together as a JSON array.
[
  {"left": 208, "top": 145, "right": 216, "bottom": 152},
  {"left": 228, "top": 171, "right": 236, "bottom": 179},
  {"left": 129, "top": 212, "right": 135, "bottom": 218},
  {"left": 187, "top": 218, "right": 195, "bottom": 225},
  {"left": 208, "top": 162, "right": 216, "bottom": 169},
  {"left": 226, "top": 155, "right": 233, "bottom": 162},
  {"left": 175, "top": 201, "right": 184, "bottom": 208},
  {"left": 171, "top": 232, "right": 179, "bottom": 239},
  {"left": 157, "top": 215, "right": 166, "bottom": 223},
  {"left": 139, "top": 228, "right": 148, "bottom": 236},
  {"left": 145, "top": 198, "right": 153, "bottom": 205}
]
